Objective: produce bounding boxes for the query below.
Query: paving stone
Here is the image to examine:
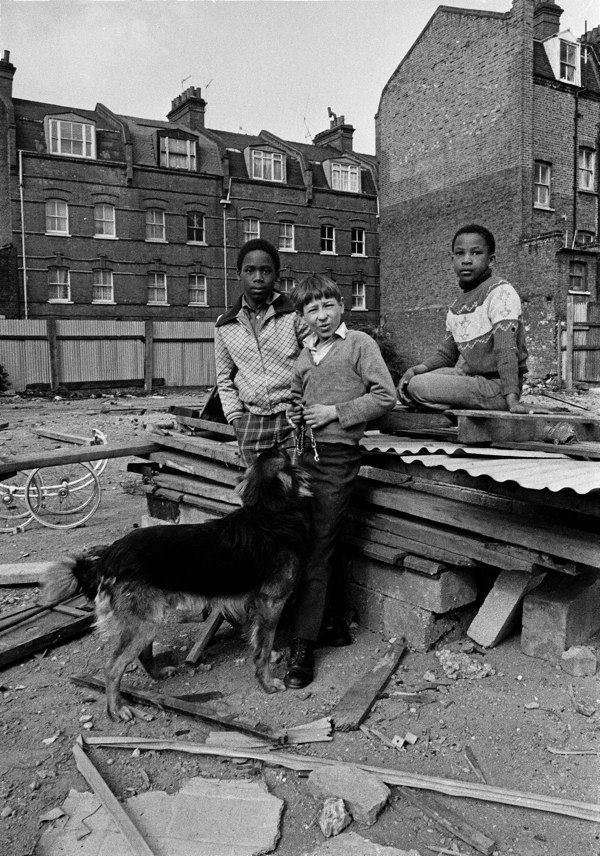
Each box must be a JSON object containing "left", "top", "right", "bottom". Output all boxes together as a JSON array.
[
  {"left": 348, "top": 555, "right": 477, "bottom": 613},
  {"left": 319, "top": 797, "right": 352, "bottom": 837},
  {"left": 522, "top": 572, "right": 600, "bottom": 662},
  {"left": 305, "top": 829, "right": 422, "bottom": 856},
  {"left": 561, "top": 646, "right": 597, "bottom": 677},
  {"left": 307, "top": 764, "right": 390, "bottom": 826},
  {"left": 35, "top": 776, "right": 283, "bottom": 856}
]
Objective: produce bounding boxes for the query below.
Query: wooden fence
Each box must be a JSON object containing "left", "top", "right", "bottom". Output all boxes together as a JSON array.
[
  {"left": 0, "top": 319, "right": 216, "bottom": 392},
  {"left": 560, "top": 292, "right": 600, "bottom": 388}
]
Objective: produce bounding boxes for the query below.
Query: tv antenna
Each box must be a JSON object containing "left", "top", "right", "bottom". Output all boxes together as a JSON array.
[{"left": 181, "top": 75, "right": 192, "bottom": 89}]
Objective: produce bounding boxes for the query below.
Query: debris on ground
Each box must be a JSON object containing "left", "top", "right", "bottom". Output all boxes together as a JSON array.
[
  {"left": 307, "top": 764, "right": 390, "bottom": 826},
  {"left": 434, "top": 649, "right": 496, "bottom": 681},
  {"left": 318, "top": 797, "right": 352, "bottom": 838},
  {"left": 305, "top": 830, "right": 422, "bottom": 855},
  {"left": 560, "top": 646, "right": 597, "bottom": 677}
]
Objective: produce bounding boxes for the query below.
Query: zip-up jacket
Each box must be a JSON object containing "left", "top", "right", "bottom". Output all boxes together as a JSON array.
[{"left": 214, "top": 292, "right": 307, "bottom": 422}]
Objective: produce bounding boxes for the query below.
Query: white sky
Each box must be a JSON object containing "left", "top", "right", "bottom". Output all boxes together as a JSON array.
[{"left": 1, "top": 0, "right": 597, "bottom": 154}]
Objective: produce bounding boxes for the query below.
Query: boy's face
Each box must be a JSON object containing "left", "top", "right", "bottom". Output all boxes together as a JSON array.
[
  {"left": 238, "top": 250, "right": 277, "bottom": 308},
  {"left": 302, "top": 295, "right": 344, "bottom": 343},
  {"left": 451, "top": 232, "right": 494, "bottom": 286}
]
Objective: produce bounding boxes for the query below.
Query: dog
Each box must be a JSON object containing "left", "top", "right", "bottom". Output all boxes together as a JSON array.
[{"left": 41, "top": 447, "right": 311, "bottom": 722}]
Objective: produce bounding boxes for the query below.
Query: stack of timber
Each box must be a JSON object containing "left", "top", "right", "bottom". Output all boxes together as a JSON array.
[{"left": 134, "top": 405, "right": 600, "bottom": 658}]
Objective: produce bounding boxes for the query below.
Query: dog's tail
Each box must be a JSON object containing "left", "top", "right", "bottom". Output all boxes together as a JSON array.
[{"left": 39, "top": 554, "right": 103, "bottom": 607}]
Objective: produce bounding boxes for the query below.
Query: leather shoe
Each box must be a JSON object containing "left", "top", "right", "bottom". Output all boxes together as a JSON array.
[
  {"left": 316, "top": 619, "right": 352, "bottom": 648},
  {"left": 284, "top": 637, "right": 314, "bottom": 689}
]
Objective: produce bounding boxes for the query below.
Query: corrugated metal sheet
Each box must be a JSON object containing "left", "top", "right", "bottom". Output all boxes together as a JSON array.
[
  {"left": 57, "top": 320, "right": 144, "bottom": 382},
  {"left": 153, "top": 321, "right": 214, "bottom": 340},
  {"left": 0, "top": 320, "right": 50, "bottom": 391},
  {"left": 154, "top": 341, "right": 215, "bottom": 386},
  {"left": 361, "top": 435, "right": 566, "bottom": 458},
  {"left": 402, "top": 454, "right": 600, "bottom": 495}
]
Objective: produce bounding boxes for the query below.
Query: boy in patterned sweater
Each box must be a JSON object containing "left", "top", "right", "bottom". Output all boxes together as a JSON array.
[
  {"left": 284, "top": 274, "right": 397, "bottom": 689},
  {"left": 398, "top": 224, "right": 529, "bottom": 413}
]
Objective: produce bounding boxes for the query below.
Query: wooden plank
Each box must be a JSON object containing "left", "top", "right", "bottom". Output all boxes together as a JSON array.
[
  {"left": 185, "top": 610, "right": 225, "bottom": 665},
  {"left": 330, "top": 638, "right": 406, "bottom": 731},
  {"left": 152, "top": 472, "right": 240, "bottom": 505},
  {"left": 449, "top": 410, "right": 600, "bottom": 444},
  {"left": 467, "top": 570, "right": 546, "bottom": 648},
  {"left": 150, "top": 432, "right": 241, "bottom": 467},
  {"left": 490, "top": 440, "right": 600, "bottom": 461},
  {"left": 150, "top": 451, "right": 240, "bottom": 485},
  {"left": 34, "top": 429, "right": 92, "bottom": 445},
  {"left": 142, "top": 485, "right": 236, "bottom": 517},
  {"left": 0, "top": 611, "right": 93, "bottom": 669},
  {"left": 347, "top": 538, "right": 405, "bottom": 565},
  {"left": 72, "top": 741, "right": 156, "bottom": 856},
  {"left": 355, "top": 483, "right": 600, "bottom": 568},
  {"left": 71, "top": 674, "right": 282, "bottom": 742},
  {"left": 0, "top": 561, "right": 55, "bottom": 586},
  {"left": 403, "top": 555, "right": 446, "bottom": 576},
  {"left": 47, "top": 317, "right": 60, "bottom": 392},
  {"left": 370, "top": 409, "right": 456, "bottom": 434},
  {"left": 176, "top": 415, "right": 236, "bottom": 437},
  {"left": 85, "top": 736, "right": 600, "bottom": 823},
  {"left": 566, "top": 292, "right": 575, "bottom": 390},
  {"left": 0, "top": 441, "right": 159, "bottom": 477},
  {"left": 397, "top": 786, "right": 495, "bottom": 855}
]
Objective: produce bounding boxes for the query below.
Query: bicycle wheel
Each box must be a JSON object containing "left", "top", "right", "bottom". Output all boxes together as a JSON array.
[
  {"left": 25, "top": 462, "right": 101, "bottom": 529},
  {"left": 0, "top": 471, "right": 39, "bottom": 533}
]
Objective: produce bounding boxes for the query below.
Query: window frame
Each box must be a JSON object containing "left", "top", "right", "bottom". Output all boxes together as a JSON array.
[
  {"left": 351, "top": 227, "right": 366, "bottom": 256},
  {"left": 94, "top": 203, "right": 116, "bottom": 239},
  {"left": 569, "top": 261, "right": 588, "bottom": 292},
  {"left": 279, "top": 276, "right": 296, "bottom": 295},
  {"left": 243, "top": 218, "right": 260, "bottom": 242},
  {"left": 534, "top": 161, "right": 552, "bottom": 209},
  {"left": 351, "top": 280, "right": 366, "bottom": 311},
  {"left": 188, "top": 273, "right": 208, "bottom": 306},
  {"left": 278, "top": 221, "right": 295, "bottom": 252},
  {"left": 579, "top": 147, "right": 596, "bottom": 192},
  {"left": 147, "top": 271, "right": 168, "bottom": 305},
  {"left": 48, "top": 118, "right": 96, "bottom": 160},
  {"left": 559, "top": 39, "right": 578, "bottom": 84},
  {"left": 45, "top": 199, "right": 69, "bottom": 236},
  {"left": 251, "top": 150, "right": 285, "bottom": 183},
  {"left": 187, "top": 211, "right": 206, "bottom": 244},
  {"left": 159, "top": 136, "right": 197, "bottom": 171},
  {"left": 331, "top": 162, "right": 360, "bottom": 193},
  {"left": 145, "top": 208, "right": 166, "bottom": 242},
  {"left": 92, "top": 269, "right": 115, "bottom": 304},
  {"left": 576, "top": 230, "right": 596, "bottom": 247},
  {"left": 320, "top": 224, "right": 336, "bottom": 254},
  {"left": 48, "top": 266, "right": 71, "bottom": 303}
]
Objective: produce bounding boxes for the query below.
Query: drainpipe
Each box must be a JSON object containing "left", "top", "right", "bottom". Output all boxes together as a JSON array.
[
  {"left": 220, "top": 178, "right": 232, "bottom": 310},
  {"left": 572, "top": 90, "right": 580, "bottom": 246},
  {"left": 18, "top": 149, "right": 28, "bottom": 320}
]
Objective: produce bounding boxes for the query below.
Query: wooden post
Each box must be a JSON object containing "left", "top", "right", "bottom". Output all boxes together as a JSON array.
[
  {"left": 144, "top": 319, "right": 154, "bottom": 394},
  {"left": 565, "top": 293, "right": 574, "bottom": 390},
  {"left": 47, "top": 318, "right": 60, "bottom": 392}
]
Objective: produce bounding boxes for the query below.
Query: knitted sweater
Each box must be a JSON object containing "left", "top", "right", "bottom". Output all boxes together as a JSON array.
[
  {"left": 214, "top": 293, "right": 307, "bottom": 422},
  {"left": 291, "top": 329, "right": 397, "bottom": 445},
  {"left": 422, "top": 275, "right": 528, "bottom": 397}
]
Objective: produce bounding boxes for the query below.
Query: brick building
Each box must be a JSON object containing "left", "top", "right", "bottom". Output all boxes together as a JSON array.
[
  {"left": 0, "top": 52, "right": 379, "bottom": 324},
  {"left": 376, "top": 0, "right": 600, "bottom": 380}
]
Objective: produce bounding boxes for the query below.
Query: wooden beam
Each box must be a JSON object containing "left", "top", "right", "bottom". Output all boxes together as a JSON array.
[
  {"left": 0, "top": 441, "right": 159, "bottom": 477},
  {"left": 330, "top": 638, "right": 406, "bottom": 731},
  {"left": 397, "top": 787, "right": 495, "bottom": 855},
  {"left": 0, "top": 561, "right": 55, "bottom": 586},
  {"left": 152, "top": 472, "right": 240, "bottom": 505},
  {"left": 47, "top": 317, "right": 60, "bottom": 393},
  {"left": 185, "top": 610, "right": 225, "bottom": 665},
  {"left": 467, "top": 570, "right": 546, "bottom": 648},
  {"left": 369, "top": 409, "right": 456, "bottom": 435},
  {"left": 448, "top": 409, "right": 600, "bottom": 444},
  {"left": 175, "top": 415, "right": 236, "bottom": 437},
  {"left": 566, "top": 292, "right": 574, "bottom": 390},
  {"left": 72, "top": 741, "right": 156, "bottom": 856},
  {"left": 149, "top": 432, "right": 241, "bottom": 467},
  {"left": 84, "top": 736, "right": 600, "bottom": 823},
  {"left": 149, "top": 451, "right": 240, "bottom": 485}
]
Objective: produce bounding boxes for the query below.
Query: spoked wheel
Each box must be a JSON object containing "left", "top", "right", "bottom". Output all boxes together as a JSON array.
[
  {"left": 0, "top": 471, "right": 40, "bottom": 533},
  {"left": 25, "top": 462, "right": 102, "bottom": 529}
]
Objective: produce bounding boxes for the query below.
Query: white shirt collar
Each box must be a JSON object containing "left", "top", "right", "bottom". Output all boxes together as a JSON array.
[{"left": 306, "top": 321, "right": 348, "bottom": 350}]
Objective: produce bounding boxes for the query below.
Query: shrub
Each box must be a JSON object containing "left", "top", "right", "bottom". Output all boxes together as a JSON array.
[
  {"left": 356, "top": 324, "right": 406, "bottom": 384},
  {"left": 0, "top": 364, "right": 8, "bottom": 393}
]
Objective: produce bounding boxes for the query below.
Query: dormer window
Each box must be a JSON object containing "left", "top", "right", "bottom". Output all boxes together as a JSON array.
[
  {"left": 251, "top": 150, "right": 285, "bottom": 182},
  {"left": 159, "top": 137, "right": 197, "bottom": 171},
  {"left": 560, "top": 39, "right": 577, "bottom": 83},
  {"left": 48, "top": 118, "right": 96, "bottom": 159},
  {"left": 331, "top": 163, "right": 360, "bottom": 193}
]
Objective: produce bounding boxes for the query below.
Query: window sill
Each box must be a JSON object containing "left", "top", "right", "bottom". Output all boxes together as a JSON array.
[
  {"left": 147, "top": 301, "right": 170, "bottom": 306},
  {"left": 320, "top": 251, "right": 337, "bottom": 256},
  {"left": 50, "top": 151, "right": 96, "bottom": 161},
  {"left": 145, "top": 238, "right": 168, "bottom": 244},
  {"left": 533, "top": 205, "right": 555, "bottom": 212},
  {"left": 94, "top": 234, "right": 118, "bottom": 240},
  {"left": 578, "top": 189, "right": 598, "bottom": 197},
  {"left": 92, "top": 300, "right": 116, "bottom": 305},
  {"left": 46, "top": 232, "right": 71, "bottom": 237},
  {"left": 279, "top": 248, "right": 297, "bottom": 253},
  {"left": 351, "top": 306, "right": 367, "bottom": 312},
  {"left": 187, "top": 241, "right": 208, "bottom": 246},
  {"left": 189, "top": 302, "right": 208, "bottom": 307},
  {"left": 351, "top": 253, "right": 367, "bottom": 258},
  {"left": 48, "top": 299, "right": 73, "bottom": 304}
]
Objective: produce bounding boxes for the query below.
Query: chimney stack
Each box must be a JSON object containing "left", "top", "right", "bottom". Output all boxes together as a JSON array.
[
  {"left": 313, "top": 108, "right": 354, "bottom": 153},
  {"left": 167, "top": 86, "right": 206, "bottom": 131},
  {"left": 533, "top": 1, "right": 564, "bottom": 40},
  {"left": 0, "top": 50, "right": 16, "bottom": 105},
  {"left": 581, "top": 25, "right": 600, "bottom": 49}
]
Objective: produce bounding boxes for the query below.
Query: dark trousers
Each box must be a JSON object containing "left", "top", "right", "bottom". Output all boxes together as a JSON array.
[{"left": 293, "top": 442, "right": 362, "bottom": 641}]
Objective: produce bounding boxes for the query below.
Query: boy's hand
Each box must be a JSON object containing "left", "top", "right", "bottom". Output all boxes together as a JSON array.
[
  {"left": 286, "top": 403, "right": 304, "bottom": 428},
  {"left": 398, "top": 363, "right": 428, "bottom": 404},
  {"left": 303, "top": 404, "right": 337, "bottom": 429},
  {"left": 505, "top": 393, "right": 528, "bottom": 413}
]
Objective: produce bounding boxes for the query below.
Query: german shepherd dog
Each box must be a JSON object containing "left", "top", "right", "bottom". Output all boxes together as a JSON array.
[{"left": 41, "top": 447, "right": 311, "bottom": 721}]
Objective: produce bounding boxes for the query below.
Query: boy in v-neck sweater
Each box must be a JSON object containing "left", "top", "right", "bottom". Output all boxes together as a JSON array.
[{"left": 284, "top": 274, "right": 396, "bottom": 689}]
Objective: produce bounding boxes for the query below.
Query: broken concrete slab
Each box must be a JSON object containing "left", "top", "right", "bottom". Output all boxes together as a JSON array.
[
  {"left": 319, "top": 797, "right": 352, "bottom": 838},
  {"left": 307, "top": 764, "right": 390, "bottom": 826},
  {"left": 0, "top": 561, "right": 55, "bottom": 586},
  {"left": 561, "top": 646, "right": 597, "bottom": 677},
  {"left": 305, "top": 829, "right": 421, "bottom": 855},
  {"left": 35, "top": 776, "right": 283, "bottom": 856},
  {"left": 467, "top": 569, "right": 546, "bottom": 648}
]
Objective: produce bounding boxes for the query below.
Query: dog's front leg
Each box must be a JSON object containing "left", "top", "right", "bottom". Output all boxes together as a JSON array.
[
  {"left": 250, "top": 594, "right": 287, "bottom": 694},
  {"left": 106, "top": 624, "right": 155, "bottom": 721}
]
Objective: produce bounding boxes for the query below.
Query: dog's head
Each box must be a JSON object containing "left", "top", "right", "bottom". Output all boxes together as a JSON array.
[{"left": 237, "top": 447, "right": 311, "bottom": 508}]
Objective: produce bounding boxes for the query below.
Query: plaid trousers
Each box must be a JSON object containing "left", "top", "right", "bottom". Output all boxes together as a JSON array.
[{"left": 235, "top": 410, "right": 295, "bottom": 468}]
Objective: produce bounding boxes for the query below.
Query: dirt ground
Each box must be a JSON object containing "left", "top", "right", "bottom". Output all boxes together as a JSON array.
[{"left": 1, "top": 387, "right": 599, "bottom": 856}]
